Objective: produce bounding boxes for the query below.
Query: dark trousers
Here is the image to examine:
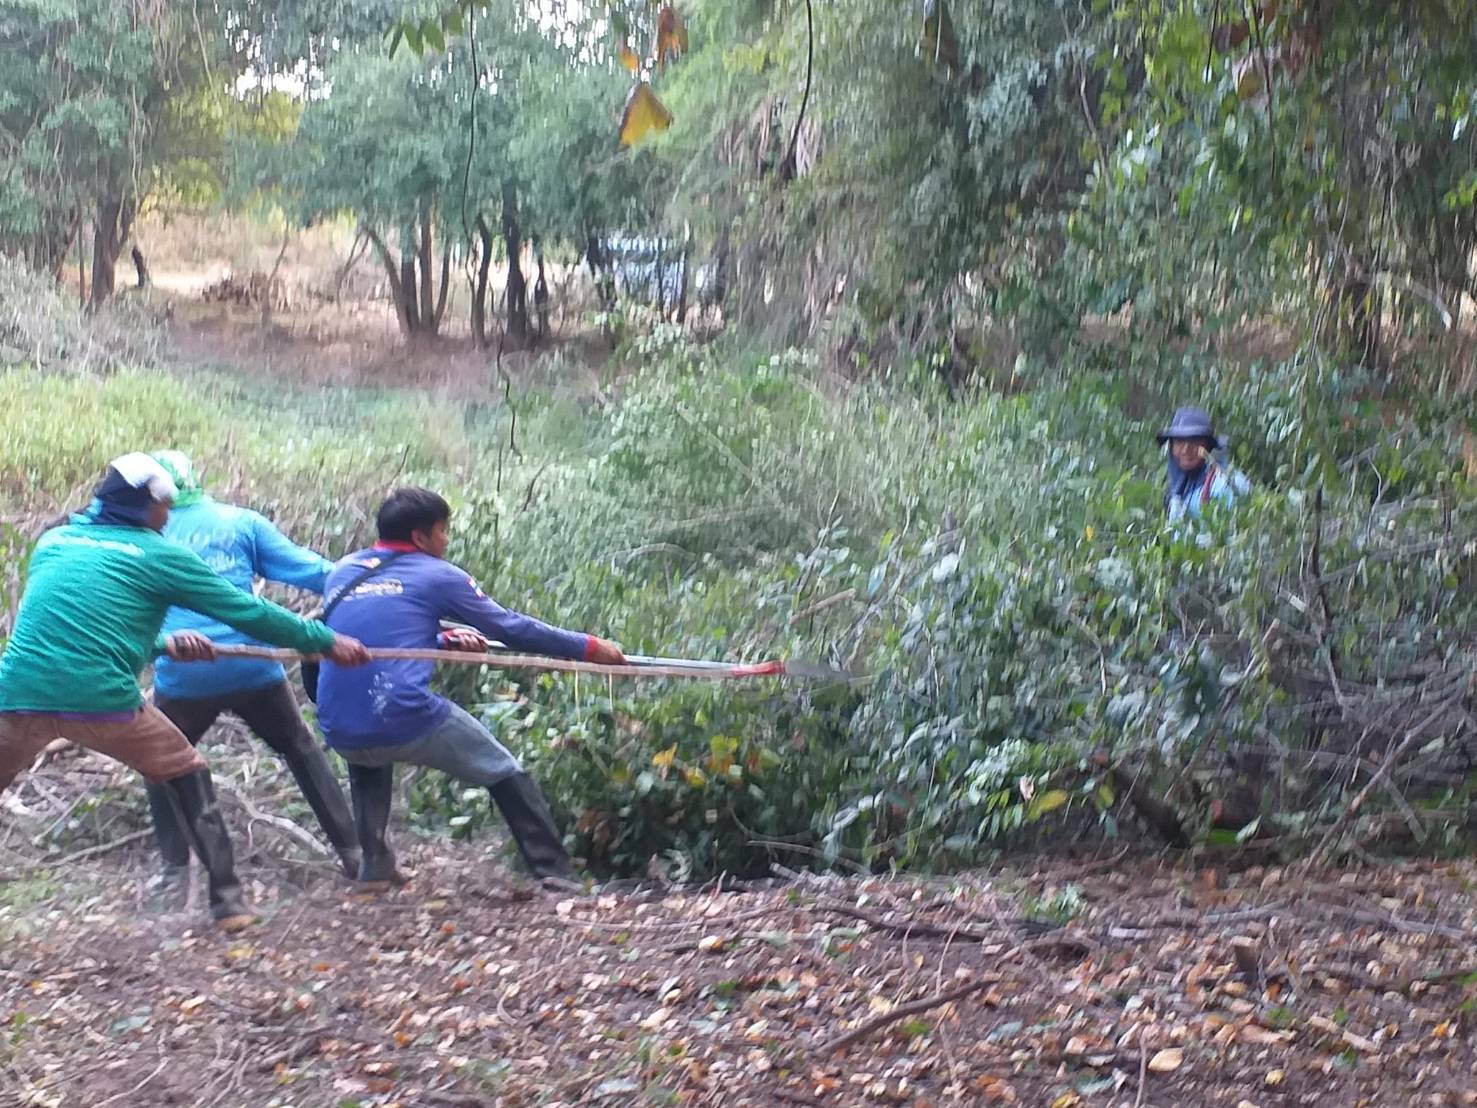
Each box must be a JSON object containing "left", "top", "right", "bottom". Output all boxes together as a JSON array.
[{"left": 148, "top": 680, "right": 356, "bottom": 867}]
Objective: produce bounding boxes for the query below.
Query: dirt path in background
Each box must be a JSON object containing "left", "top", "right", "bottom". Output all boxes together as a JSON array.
[{"left": 5, "top": 816, "right": 1477, "bottom": 1107}]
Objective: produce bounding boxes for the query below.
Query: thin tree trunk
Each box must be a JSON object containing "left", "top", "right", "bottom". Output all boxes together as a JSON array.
[
  {"left": 418, "top": 202, "right": 435, "bottom": 335},
  {"left": 364, "top": 225, "right": 414, "bottom": 336},
  {"left": 472, "top": 215, "right": 494, "bottom": 347},
  {"left": 75, "top": 207, "right": 87, "bottom": 308},
  {"left": 399, "top": 224, "right": 421, "bottom": 333},
  {"left": 130, "top": 245, "right": 150, "bottom": 289},
  {"left": 433, "top": 243, "right": 451, "bottom": 330},
  {"left": 534, "top": 246, "right": 550, "bottom": 341},
  {"left": 676, "top": 236, "right": 690, "bottom": 325},
  {"left": 502, "top": 182, "right": 528, "bottom": 343},
  {"left": 585, "top": 229, "right": 615, "bottom": 312}
]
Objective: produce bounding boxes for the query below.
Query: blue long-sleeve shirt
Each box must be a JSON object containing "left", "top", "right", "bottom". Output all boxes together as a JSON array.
[
  {"left": 316, "top": 546, "right": 590, "bottom": 749},
  {"left": 153, "top": 499, "right": 332, "bottom": 700}
]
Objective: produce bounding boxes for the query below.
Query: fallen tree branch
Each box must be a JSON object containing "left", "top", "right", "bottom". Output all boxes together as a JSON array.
[
  {"left": 1307, "top": 692, "right": 1464, "bottom": 865},
  {"left": 216, "top": 779, "right": 329, "bottom": 857},
  {"left": 16, "top": 828, "right": 153, "bottom": 873},
  {"left": 813, "top": 899, "right": 991, "bottom": 942},
  {"left": 817, "top": 972, "right": 1004, "bottom": 1056}
]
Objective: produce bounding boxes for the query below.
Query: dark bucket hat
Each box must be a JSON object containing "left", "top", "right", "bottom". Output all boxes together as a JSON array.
[{"left": 1156, "top": 405, "right": 1226, "bottom": 449}]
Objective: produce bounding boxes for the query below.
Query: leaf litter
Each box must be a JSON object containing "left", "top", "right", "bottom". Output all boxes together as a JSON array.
[{"left": 4, "top": 840, "right": 1477, "bottom": 1105}]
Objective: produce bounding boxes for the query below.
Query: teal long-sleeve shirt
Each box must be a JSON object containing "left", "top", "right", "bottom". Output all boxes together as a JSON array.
[{"left": 0, "top": 522, "right": 337, "bottom": 715}]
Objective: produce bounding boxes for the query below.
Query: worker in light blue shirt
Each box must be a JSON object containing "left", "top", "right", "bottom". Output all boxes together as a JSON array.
[
  {"left": 1157, "top": 406, "right": 1251, "bottom": 525},
  {"left": 145, "top": 451, "right": 359, "bottom": 906}
]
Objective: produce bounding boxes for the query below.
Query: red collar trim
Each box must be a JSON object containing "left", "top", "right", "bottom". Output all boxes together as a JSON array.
[{"left": 373, "top": 540, "right": 420, "bottom": 553}]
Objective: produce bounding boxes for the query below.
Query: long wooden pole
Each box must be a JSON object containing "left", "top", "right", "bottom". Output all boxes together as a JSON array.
[{"left": 209, "top": 643, "right": 785, "bottom": 681}]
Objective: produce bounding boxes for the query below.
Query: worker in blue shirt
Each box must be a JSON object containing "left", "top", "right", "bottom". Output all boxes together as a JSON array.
[
  {"left": 318, "top": 487, "right": 626, "bottom": 888},
  {"left": 146, "top": 451, "right": 359, "bottom": 906},
  {"left": 1157, "top": 406, "right": 1251, "bottom": 525}
]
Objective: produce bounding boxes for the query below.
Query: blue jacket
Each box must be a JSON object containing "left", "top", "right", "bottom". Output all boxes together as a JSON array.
[
  {"left": 153, "top": 499, "right": 332, "bottom": 700},
  {"left": 317, "top": 546, "right": 590, "bottom": 749}
]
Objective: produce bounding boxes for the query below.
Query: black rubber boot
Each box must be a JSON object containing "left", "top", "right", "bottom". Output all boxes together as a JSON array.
[
  {"left": 488, "top": 772, "right": 576, "bottom": 881},
  {"left": 349, "top": 763, "right": 406, "bottom": 888},
  {"left": 145, "top": 779, "right": 193, "bottom": 910},
  {"left": 274, "top": 732, "right": 360, "bottom": 872},
  {"left": 161, "top": 770, "right": 252, "bottom": 928}
]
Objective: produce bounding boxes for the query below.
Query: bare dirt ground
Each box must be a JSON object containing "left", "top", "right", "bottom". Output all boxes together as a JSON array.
[
  {"left": 128, "top": 210, "right": 617, "bottom": 398},
  {"left": 5, "top": 743, "right": 1477, "bottom": 1107}
]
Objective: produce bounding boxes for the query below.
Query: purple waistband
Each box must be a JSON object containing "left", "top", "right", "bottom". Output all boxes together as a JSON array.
[{"left": 0, "top": 710, "right": 138, "bottom": 724}]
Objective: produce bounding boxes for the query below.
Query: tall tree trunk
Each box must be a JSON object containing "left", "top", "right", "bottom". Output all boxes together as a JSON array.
[
  {"left": 418, "top": 202, "right": 436, "bottom": 336},
  {"left": 472, "top": 215, "right": 494, "bottom": 347},
  {"left": 502, "top": 181, "right": 528, "bottom": 343},
  {"left": 90, "top": 193, "right": 135, "bottom": 308},
  {"left": 364, "top": 225, "right": 414, "bottom": 336}
]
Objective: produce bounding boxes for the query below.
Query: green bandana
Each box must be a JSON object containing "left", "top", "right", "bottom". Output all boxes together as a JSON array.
[{"left": 151, "top": 449, "right": 207, "bottom": 508}]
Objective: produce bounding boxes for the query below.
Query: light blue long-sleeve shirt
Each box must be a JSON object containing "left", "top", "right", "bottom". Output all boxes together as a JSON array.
[
  {"left": 152, "top": 499, "right": 332, "bottom": 700},
  {"left": 1167, "top": 464, "right": 1251, "bottom": 525}
]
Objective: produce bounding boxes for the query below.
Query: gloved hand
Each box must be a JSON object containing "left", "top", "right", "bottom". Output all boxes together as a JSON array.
[
  {"left": 585, "top": 636, "right": 627, "bottom": 665},
  {"left": 439, "top": 628, "right": 489, "bottom": 653}
]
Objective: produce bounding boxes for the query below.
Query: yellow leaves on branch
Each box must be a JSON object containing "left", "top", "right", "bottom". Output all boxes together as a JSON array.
[{"left": 615, "top": 6, "right": 684, "bottom": 145}]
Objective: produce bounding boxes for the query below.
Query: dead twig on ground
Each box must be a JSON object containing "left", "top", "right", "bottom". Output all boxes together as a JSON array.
[
  {"left": 215, "top": 778, "right": 329, "bottom": 857},
  {"left": 1308, "top": 691, "right": 1467, "bottom": 865},
  {"left": 15, "top": 827, "right": 152, "bottom": 874},
  {"left": 816, "top": 970, "right": 1005, "bottom": 1056}
]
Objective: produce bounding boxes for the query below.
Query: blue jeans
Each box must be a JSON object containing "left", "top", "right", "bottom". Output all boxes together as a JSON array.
[{"left": 336, "top": 704, "right": 520, "bottom": 785}]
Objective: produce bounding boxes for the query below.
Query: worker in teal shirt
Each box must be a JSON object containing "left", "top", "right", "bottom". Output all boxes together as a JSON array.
[{"left": 145, "top": 451, "right": 360, "bottom": 906}]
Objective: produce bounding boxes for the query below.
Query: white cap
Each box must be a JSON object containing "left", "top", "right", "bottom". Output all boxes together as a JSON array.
[{"left": 108, "top": 451, "right": 179, "bottom": 503}]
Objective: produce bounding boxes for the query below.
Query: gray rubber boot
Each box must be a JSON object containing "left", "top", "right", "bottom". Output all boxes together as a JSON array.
[
  {"left": 488, "top": 772, "right": 576, "bottom": 881},
  {"left": 349, "top": 763, "right": 407, "bottom": 888}
]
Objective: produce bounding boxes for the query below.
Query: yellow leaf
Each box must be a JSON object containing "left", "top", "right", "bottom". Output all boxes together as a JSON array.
[
  {"left": 1084, "top": 524, "right": 1095, "bottom": 541},
  {"left": 1027, "top": 788, "right": 1070, "bottom": 821},
  {"left": 618, "top": 43, "right": 640, "bottom": 73},
  {"left": 1237, "top": 66, "right": 1264, "bottom": 101},
  {"left": 1049, "top": 1094, "right": 1082, "bottom": 1108},
  {"left": 619, "top": 83, "right": 674, "bottom": 147},
  {"left": 651, "top": 743, "right": 677, "bottom": 768},
  {"left": 1148, "top": 1047, "right": 1184, "bottom": 1073},
  {"left": 683, "top": 767, "right": 707, "bottom": 787}
]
